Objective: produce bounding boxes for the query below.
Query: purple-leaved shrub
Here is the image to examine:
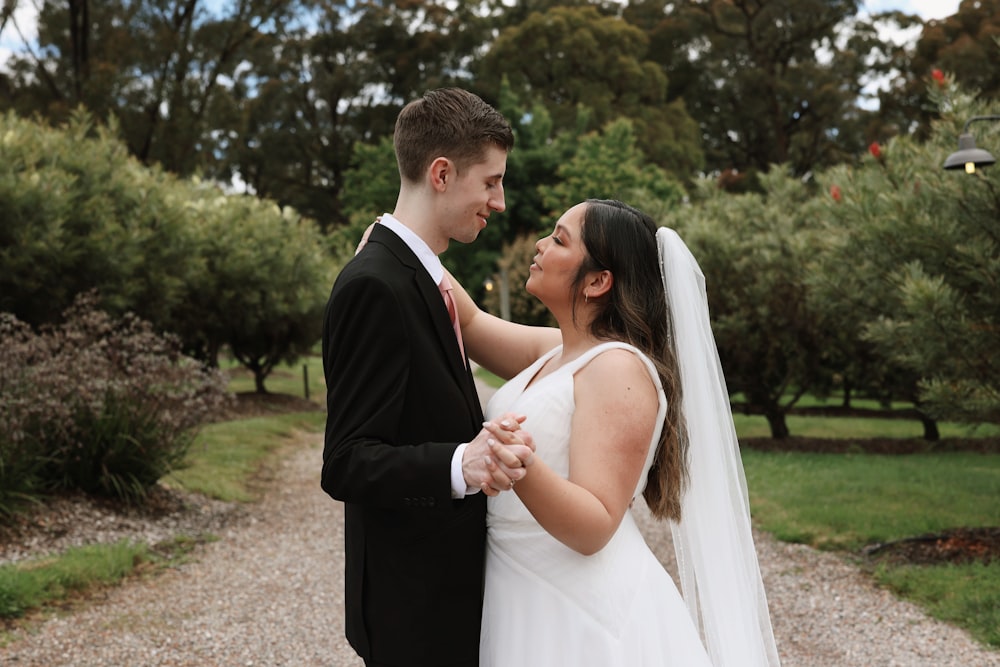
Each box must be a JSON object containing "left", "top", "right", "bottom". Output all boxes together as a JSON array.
[{"left": 0, "top": 293, "right": 233, "bottom": 510}]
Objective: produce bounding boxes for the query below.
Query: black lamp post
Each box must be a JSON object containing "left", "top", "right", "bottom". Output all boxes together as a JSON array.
[{"left": 943, "top": 115, "right": 1000, "bottom": 174}]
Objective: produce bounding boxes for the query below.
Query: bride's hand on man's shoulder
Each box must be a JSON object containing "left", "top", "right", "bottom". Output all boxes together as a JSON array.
[{"left": 354, "top": 218, "right": 378, "bottom": 255}]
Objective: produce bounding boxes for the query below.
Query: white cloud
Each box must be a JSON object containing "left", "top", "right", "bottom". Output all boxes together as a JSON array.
[
  {"left": 862, "top": 1, "right": 960, "bottom": 21},
  {"left": 1, "top": 0, "right": 40, "bottom": 71},
  {"left": 1, "top": 1, "right": 39, "bottom": 45}
]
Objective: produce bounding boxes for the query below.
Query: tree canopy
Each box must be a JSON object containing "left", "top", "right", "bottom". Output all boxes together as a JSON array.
[{"left": 0, "top": 0, "right": 977, "bottom": 218}]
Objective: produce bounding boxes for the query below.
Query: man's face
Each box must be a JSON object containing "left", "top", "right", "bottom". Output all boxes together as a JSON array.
[{"left": 440, "top": 145, "right": 507, "bottom": 245}]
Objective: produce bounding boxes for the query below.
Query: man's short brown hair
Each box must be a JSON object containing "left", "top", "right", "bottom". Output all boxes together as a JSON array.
[{"left": 393, "top": 88, "right": 514, "bottom": 183}]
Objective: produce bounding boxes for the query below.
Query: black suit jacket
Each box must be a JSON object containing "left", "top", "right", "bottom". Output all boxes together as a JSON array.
[{"left": 322, "top": 224, "right": 486, "bottom": 666}]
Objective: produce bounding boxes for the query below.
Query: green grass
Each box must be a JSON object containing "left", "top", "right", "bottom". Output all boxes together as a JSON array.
[
  {"left": 482, "top": 369, "right": 999, "bottom": 439},
  {"left": 0, "top": 535, "right": 207, "bottom": 622},
  {"left": 730, "top": 392, "right": 914, "bottom": 411},
  {"left": 0, "top": 540, "right": 145, "bottom": 618},
  {"left": 742, "top": 450, "right": 1000, "bottom": 550},
  {"left": 166, "top": 411, "right": 325, "bottom": 501},
  {"left": 733, "top": 412, "right": 1000, "bottom": 440},
  {"left": 474, "top": 366, "right": 505, "bottom": 389},
  {"left": 874, "top": 561, "right": 1000, "bottom": 648}
]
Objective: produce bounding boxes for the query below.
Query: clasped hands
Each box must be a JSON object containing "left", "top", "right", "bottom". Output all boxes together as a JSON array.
[{"left": 463, "top": 412, "right": 534, "bottom": 497}]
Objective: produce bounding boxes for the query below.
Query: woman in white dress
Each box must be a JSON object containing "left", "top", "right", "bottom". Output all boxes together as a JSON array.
[{"left": 453, "top": 199, "right": 782, "bottom": 666}]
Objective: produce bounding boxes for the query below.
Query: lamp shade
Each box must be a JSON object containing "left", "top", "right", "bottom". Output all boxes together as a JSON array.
[{"left": 943, "top": 133, "right": 997, "bottom": 170}]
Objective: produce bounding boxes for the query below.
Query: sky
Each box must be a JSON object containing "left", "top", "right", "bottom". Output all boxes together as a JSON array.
[
  {"left": 864, "top": 1, "right": 960, "bottom": 20},
  {"left": 862, "top": 1, "right": 961, "bottom": 47}
]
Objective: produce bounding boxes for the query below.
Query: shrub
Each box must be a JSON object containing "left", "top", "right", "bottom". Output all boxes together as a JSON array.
[
  {"left": 0, "top": 111, "right": 332, "bottom": 392},
  {"left": 482, "top": 234, "right": 555, "bottom": 327},
  {"left": 0, "top": 293, "right": 233, "bottom": 510}
]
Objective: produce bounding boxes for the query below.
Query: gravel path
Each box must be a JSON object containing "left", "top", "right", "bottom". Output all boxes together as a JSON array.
[{"left": 1, "top": 391, "right": 997, "bottom": 665}]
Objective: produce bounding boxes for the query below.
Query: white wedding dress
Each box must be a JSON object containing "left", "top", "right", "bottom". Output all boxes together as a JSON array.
[{"left": 480, "top": 342, "right": 712, "bottom": 667}]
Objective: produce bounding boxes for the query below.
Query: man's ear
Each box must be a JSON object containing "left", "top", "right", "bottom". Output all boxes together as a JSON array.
[
  {"left": 429, "top": 157, "right": 453, "bottom": 192},
  {"left": 587, "top": 270, "right": 613, "bottom": 299}
]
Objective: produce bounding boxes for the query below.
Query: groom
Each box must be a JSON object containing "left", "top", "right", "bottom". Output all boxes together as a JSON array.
[{"left": 321, "top": 88, "right": 532, "bottom": 667}]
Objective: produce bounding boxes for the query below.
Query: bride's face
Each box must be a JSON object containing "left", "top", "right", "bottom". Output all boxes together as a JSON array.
[{"left": 526, "top": 203, "right": 588, "bottom": 307}]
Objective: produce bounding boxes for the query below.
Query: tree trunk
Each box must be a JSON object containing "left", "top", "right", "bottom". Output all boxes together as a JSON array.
[
  {"left": 920, "top": 414, "right": 940, "bottom": 442},
  {"left": 765, "top": 409, "right": 790, "bottom": 439},
  {"left": 253, "top": 368, "right": 269, "bottom": 394}
]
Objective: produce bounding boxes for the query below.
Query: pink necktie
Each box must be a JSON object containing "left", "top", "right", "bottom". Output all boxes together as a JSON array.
[{"left": 438, "top": 274, "right": 466, "bottom": 364}]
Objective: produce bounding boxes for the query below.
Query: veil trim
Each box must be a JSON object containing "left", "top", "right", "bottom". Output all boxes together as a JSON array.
[{"left": 656, "top": 227, "right": 781, "bottom": 667}]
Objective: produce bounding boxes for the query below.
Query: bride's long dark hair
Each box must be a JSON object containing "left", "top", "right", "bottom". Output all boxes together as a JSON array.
[{"left": 572, "top": 199, "right": 688, "bottom": 521}]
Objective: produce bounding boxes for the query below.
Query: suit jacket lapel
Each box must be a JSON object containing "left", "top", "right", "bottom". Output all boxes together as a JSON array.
[{"left": 369, "top": 226, "right": 479, "bottom": 414}]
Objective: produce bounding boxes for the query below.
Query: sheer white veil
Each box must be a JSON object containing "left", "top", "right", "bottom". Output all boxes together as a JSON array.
[{"left": 656, "top": 227, "right": 781, "bottom": 667}]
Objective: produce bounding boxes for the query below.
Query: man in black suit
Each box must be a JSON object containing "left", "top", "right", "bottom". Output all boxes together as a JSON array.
[{"left": 321, "top": 88, "right": 532, "bottom": 667}]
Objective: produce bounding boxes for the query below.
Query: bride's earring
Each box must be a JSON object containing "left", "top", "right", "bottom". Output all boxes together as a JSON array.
[{"left": 585, "top": 293, "right": 589, "bottom": 304}]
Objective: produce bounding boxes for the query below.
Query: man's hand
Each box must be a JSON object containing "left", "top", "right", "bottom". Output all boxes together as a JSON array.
[{"left": 462, "top": 413, "right": 534, "bottom": 496}]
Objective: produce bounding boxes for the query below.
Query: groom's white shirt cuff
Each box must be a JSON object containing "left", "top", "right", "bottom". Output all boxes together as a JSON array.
[{"left": 451, "top": 443, "right": 479, "bottom": 498}]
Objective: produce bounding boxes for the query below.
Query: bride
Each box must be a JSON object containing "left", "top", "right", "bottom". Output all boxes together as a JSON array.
[{"left": 451, "top": 199, "right": 782, "bottom": 666}]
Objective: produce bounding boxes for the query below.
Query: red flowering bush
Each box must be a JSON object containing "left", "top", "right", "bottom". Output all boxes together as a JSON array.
[
  {"left": 0, "top": 293, "right": 233, "bottom": 511},
  {"left": 830, "top": 184, "right": 842, "bottom": 202},
  {"left": 932, "top": 69, "right": 946, "bottom": 86},
  {"left": 869, "top": 142, "right": 881, "bottom": 159}
]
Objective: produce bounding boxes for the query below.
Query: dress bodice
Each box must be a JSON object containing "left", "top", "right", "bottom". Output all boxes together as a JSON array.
[{"left": 485, "top": 342, "right": 666, "bottom": 525}]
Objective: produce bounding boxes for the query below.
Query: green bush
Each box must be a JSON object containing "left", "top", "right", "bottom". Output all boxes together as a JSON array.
[
  {"left": 0, "top": 110, "right": 199, "bottom": 330},
  {"left": 0, "top": 294, "right": 233, "bottom": 511},
  {"left": 0, "top": 111, "right": 334, "bottom": 391},
  {"left": 57, "top": 392, "right": 196, "bottom": 500}
]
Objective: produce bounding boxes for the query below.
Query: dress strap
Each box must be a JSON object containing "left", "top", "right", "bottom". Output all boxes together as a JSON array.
[
  {"left": 565, "top": 342, "right": 662, "bottom": 392},
  {"left": 566, "top": 342, "right": 667, "bottom": 498}
]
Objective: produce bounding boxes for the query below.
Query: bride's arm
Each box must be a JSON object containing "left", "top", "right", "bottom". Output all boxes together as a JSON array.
[
  {"left": 487, "top": 349, "right": 658, "bottom": 555},
  {"left": 445, "top": 268, "right": 560, "bottom": 381}
]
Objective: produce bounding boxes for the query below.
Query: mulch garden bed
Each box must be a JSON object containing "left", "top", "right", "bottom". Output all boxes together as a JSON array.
[{"left": 861, "top": 527, "right": 1000, "bottom": 567}]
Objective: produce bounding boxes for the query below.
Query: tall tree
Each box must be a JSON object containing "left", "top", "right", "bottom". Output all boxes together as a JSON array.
[
  {"left": 631, "top": 0, "right": 895, "bottom": 184},
  {"left": 0, "top": 0, "right": 497, "bottom": 227},
  {"left": 539, "top": 117, "right": 684, "bottom": 221},
  {"left": 0, "top": 0, "right": 304, "bottom": 177},
  {"left": 815, "top": 83, "right": 1000, "bottom": 429},
  {"left": 225, "top": 0, "right": 500, "bottom": 227},
  {"left": 878, "top": 0, "right": 1000, "bottom": 141},
  {"left": 662, "top": 170, "right": 831, "bottom": 438},
  {"left": 477, "top": 4, "right": 703, "bottom": 179},
  {"left": 914, "top": 0, "right": 1000, "bottom": 99}
]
